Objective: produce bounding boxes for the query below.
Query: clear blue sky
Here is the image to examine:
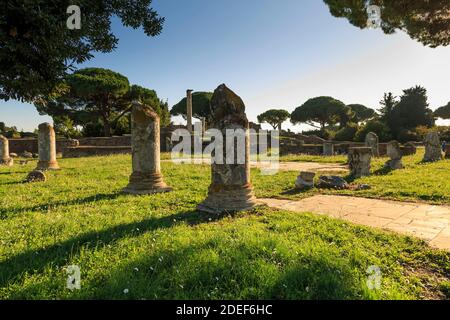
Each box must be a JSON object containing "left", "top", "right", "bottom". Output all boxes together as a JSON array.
[{"left": 1, "top": 0, "right": 449, "bottom": 132}]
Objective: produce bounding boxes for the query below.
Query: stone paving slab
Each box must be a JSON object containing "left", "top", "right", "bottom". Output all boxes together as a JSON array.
[
  {"left": 259, "top": 195, "right": 450, "bottom": 251},
  {"left": 166, "top": 158, "right": 348, "bottom": 173}
]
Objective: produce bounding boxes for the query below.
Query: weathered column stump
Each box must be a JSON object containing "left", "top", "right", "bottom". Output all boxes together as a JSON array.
[
  {"left": 295, "top": 171, "right": 315, "bottom": 190},
  {"left": 323, "top": 142, "right": 334, "bottom": 156},
  {"left": 123, "top": 101, "right": 172, "bottom": 195},
  {"left": 36, "top": 123, "right": 60, "bottom": 171},
  {"left": 365, "top": 132, "right": 379, "bottom": 157},
  {"left": 197, "top": 84, "right": 258, "bottom": 214},
  {"left": 0, "top": 135, "right": 13, "bottom": 166},
  {"left": 348, "top": 147, "right": 372, "bottom": 178},
  {"left": 423, "top": 132, "right": 443, "bottom": 162},
  {"left": 385, "top": 141, "right": 403, "bottom": 170}
]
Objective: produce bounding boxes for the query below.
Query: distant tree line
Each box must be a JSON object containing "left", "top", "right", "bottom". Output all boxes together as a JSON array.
[
  {"left": 34, "top": 68, "right": 170, "bottom": 138},
  {"left": 263, "top": 85, "right": 448, "bottom": 143},
  {"left": 169, "top": 86, "right": 449, "bottom": 143}
]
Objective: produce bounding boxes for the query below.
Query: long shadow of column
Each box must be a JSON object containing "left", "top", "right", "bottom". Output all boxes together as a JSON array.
[{"left": 0, "top": 209, "right": 230, "bottom": 288}]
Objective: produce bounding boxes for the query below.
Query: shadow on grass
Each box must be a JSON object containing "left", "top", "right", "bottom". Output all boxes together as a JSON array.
[
  {"left": 0, "top": 192, "right": 124, "bottom": 219},
  {"left": 373, "top": 166, "right": 393, "bottom": 176},
  {"left": 8, "top": 237, "right": 363, "bottom": 300},
  {"left": 0, "top": 209, "right": 234, "bottom": 288},
  {"left": 280, "top": 188, "right": 302, "bottom": 196}
]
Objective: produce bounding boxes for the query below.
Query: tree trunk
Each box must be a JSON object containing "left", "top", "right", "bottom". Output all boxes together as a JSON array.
[{"left": 102, "top": 113, "right": 112, "bottom": 137}]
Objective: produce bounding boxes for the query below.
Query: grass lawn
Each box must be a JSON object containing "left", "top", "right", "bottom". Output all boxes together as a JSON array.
[
  {"left": 279, "top": 154, "right": 348, "bottom": 164},
  {"left": 0, "top": 154, "right": 449, "bottom": 300}
]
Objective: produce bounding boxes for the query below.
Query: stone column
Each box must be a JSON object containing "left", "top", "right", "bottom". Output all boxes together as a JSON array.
[
  {"left": 186, "top": 89, "right": 193, "bottom": 134},
  {"left": 123, "top": 101, "right": 172, "bottom": 195},
  {"left": 348, "top": 147, "right": 371, "bottom": 178},
  {"left": 201, "top": 117, "right": 206, "bottom": 135},
  {"left": 197, "top": 84, "right": 258, "bottom": 214},
  {"left": 323, "top": 142, "right": 334, "bottom": 156},
  {"left": 365, "top": 132, "right": 379, "bottom": 157},
  {"left": 36, "top": 123, "right": 60, "bottom": 170},
  {"left": 385, "top": 140, "right": 403, "bottom": 170},
  {"left": 295, "top": 171, "right": 315, "bottom": 190},
  {"left": 423, "top": 132, "right": 443, "bottom": 162},
  {"left": 0, "top": 135, "right": 13, "bottom": 166}
]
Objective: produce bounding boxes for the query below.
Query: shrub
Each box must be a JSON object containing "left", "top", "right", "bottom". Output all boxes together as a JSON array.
[
  {"left": 355, "top": 120, "right": 392, "bottom": 142},
  {"left": 334, "top": 123, "right": 359, "bottom": 141}
]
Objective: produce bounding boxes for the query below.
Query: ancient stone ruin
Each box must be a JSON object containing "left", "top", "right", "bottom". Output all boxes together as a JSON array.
[
  {"left": 348, "top": 147, "right": 372, "bottom": 178},
  {"left": 197, "top": 84, "right": 258, "bottom": 214},
  {"left": 295, "top": 171, "right": 315, "bottom": 190},
  {"left": 25, "top": 170, "right": 47, "bottom": 183},
  {"left": 322, "top": 142, "right": 334, "bottom": 156},
  {"left": 317, "top": 175, "right": 349, "bottom": 190},
  {"left": 365, "top": 132, "right": 379, "bottom": 157},
  {"left": 423, "top": 132, "right": 443, "bottom": 162},
  {"left": 35, "top": 123, "right": 60, "bottom": 171},
  {"left": 385, "top": 140, "right": 403, "bottom": 170},
  {"left": 0, "top": 135, "right": 13, "bottom": 166},
  {"left": 123, "top": 102, "right": 172, "bottom": 195}
]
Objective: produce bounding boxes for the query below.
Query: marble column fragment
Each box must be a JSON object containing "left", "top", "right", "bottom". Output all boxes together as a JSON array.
[
  {"left": 197, "top": 84, "right": 258, "bottom": 214},
  {"left": 123, "top": 102, "right": 172, "bottom": 195},
  {"left": 36, "top": 123, "right": 60, "bottom": 170}
]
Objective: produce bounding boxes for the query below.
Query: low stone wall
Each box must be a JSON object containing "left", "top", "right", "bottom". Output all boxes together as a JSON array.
[
  {"left": 63, "top": 146, "right": 132, "bottom": 158},
  {"left": 9, "top": 138, "right": 74, "bottom": 154},
  {"left": 9, "top": 128, "right": 174, "bottom": 155}
]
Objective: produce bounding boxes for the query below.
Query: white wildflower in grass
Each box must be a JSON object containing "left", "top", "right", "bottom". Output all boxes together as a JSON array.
[
  {"left": 134, "top": 267, "right": 139, "bottom": 272},
  {"left": 123, "top": 289, "right": 129, "bottom": 294}
]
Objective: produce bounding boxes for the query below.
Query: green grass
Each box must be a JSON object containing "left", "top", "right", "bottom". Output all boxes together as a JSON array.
[
  {"left": 279, "top": 154, "right": 347, "bottom": 164},
  {"left": 0, "top": 154, "right": 449, "bottom": 300}
]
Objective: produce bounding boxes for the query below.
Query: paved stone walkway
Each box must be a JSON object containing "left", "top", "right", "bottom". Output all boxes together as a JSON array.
[
  {"left": 259, "top": 195, "right": 450, "bottom": 251},
  {"left": 168, "top": 158, "right": 348, "bottom": 173}
]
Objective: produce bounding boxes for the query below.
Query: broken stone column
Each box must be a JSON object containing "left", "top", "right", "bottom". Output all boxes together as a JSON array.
[
  {"left": 348, "top": 147, "right": 371, "bottom": 178},
  {"left": 365, "top": 132, "right": 379, "bottom": 157},
  {"left": 36, "top": 123, "right": 60, "bottom": 170},
  {"left": 186, "top": 89, "right": 193, "bottom": 134},
  {"left": 423, "top": 132, "right": 443, "bottom": 162},
  {"left": 123, "top": 102, "right": 172, "bottom": 195},
  {"left": 385, "top": 140, "right": 403, "bottom": 170},
  {"left": 323, "top": 142, "right": 334, "bottom": 156},
  {"left": 0, "top": 135, "right": 13, "bottom": 166},
  {"left": 295, "top": 171, "right": 315, "bottom": 190},
  {"left": 197, "top": 84, "right": 258, "bottom": 214}
]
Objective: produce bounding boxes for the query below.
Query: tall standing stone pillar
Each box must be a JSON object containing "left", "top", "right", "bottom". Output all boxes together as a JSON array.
[
  {"left": 423, "top": 132, "right": 443, "bottom": 162},
  {"left": 348, "top": 147, "right": 371, "bottom": 178},
  {"left": 385, "top": 140, "right": 403, "bottom": 170},
  {"left": 186, "top": 89, "right": 193, "bottom": 134},
  {"left": 201, "top": 117, "right": 206, "bottom": 135},
  {"left": 123, "top": 102, "right": 172, "bottom": 195},
  {"left": 0, "top": 135, "right": 13, "bottom": 166},
  {"left": 197, "top": 84, "right": 258, "bottom": 214},
  {"left": 323, "top": 142, "right": 334, "bottom": 156},
  {"left": 36, "top": 123, "right": 60, "bottom": 170},
  {"left": 365, "top": 132, "right": 379, "bottom": 157}
]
